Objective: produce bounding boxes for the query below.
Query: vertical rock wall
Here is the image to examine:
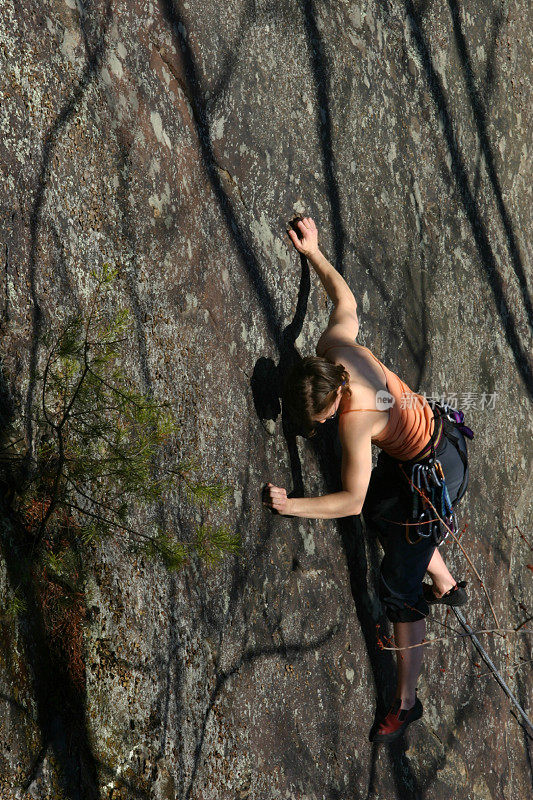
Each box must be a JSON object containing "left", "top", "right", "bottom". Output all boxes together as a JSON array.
[{"left": 0, "top": 1, "right": 531, "bottom": 798}]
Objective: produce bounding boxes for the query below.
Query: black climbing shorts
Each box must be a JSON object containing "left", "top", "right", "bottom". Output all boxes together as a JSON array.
[{"left": 362, "top": 428, "right": 469, "bottom": 623}]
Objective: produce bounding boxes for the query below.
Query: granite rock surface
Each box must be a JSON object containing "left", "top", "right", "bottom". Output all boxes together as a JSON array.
[{"left": 0, "top": 1, "right": 531, "bottom": 798}]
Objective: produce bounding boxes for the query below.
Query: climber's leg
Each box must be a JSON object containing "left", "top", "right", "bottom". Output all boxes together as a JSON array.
[
  {"left": 393, "top": 618, "right": 426, "bottom": 709},
  {"left": 426, "top": 548, "right": 456, "bottom": 598}
]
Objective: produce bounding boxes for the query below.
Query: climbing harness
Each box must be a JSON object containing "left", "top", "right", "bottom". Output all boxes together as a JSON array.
[{"left": 398, "top": 401, "right": 474, "bottom": 547}]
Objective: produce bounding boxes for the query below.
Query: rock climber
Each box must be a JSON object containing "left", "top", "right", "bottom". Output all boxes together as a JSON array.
[{"left": 263, "top": 216, "right": 472, "bottom": 743}]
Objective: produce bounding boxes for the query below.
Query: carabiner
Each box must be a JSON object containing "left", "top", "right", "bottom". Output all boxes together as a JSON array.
[
  {"left": 411, "top": 464, "right": 421, "bottom": 518},
  {"left": 440, "top": 480, "right": 449, "bottom": 515},
  {"left": 416, "top": 507, "right": 433, "bottom": 538},
  {"left": 430, "top": 465, "right": 441, "bottom": 487},
  {"left": 420, "top": 465, "right": 430, "bottom": 492}
]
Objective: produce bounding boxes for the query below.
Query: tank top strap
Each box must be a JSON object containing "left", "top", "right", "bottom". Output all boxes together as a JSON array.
[{"left": 339, "top": 407, "right": 388, "bottom": 416}]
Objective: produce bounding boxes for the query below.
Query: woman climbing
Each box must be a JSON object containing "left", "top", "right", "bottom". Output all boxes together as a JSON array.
[{"left": 264, "top": 216, "right": 472, "bottom": 743}]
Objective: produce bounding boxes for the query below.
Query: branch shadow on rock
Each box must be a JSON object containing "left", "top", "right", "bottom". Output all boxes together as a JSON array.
[
  {"left": 404, "top": 0, "right": 533, "bottom": 401},
  {"left": 159, "top": 0, "right": 284, "bottom": 350},
  {"left": 204, "top": 0, "right": 258, "bottom": 110},
  {"left": 24, "top": 0, "right": 113, "bottom": 458},
  {"left": 299, "top": 0, "right": 347, "bottom": 273},
  {"left": 446, "top": 0, "right": 532, "bottom": 333}
]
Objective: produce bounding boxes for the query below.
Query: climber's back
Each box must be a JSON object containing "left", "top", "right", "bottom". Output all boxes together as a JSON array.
[{"left": 318, "top": 340, "right": 435, "bottom": 462}]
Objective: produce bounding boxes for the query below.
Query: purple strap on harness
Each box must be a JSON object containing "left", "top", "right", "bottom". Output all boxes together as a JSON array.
[
  {"left": 457, "top": 424, "right": 474, "bottom": 439},
  {"left": 444, "top": 407, "right": 474, "bottom": 440}
]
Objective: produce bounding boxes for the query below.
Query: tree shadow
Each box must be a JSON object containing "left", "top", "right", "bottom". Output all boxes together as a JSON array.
[
  {"left": 204, "top": 0, "right": 258, "bottom": 110},
  {"left": 143, "top": 491, "right": 347, "bottom": 798},
  {"left": 180, "top": 619, "right": 342, "bottom": 800},
  {"left": 446, "top": 0, "right": 532, "bottom": 332},
  {"left": 50, "top": 221, "right": 83, "bottom": 315},
  {"left": 24, "top": 0, "right": 113, "bottom": 456},
  {"left": 357, "top": 232, "right": 432, "bottom": 391},
  {"left": 114, "top": 131, "right": 154, "bottom": 393},
  {"left": 158, "top": 0, "right": 284, "bottom": 351},
  {"left": 469, "top": 5, "right": 502, "bottom": 200},
  {"left": 403, "top": 0, "right": 533, "bottom": 401},
  {"left": 299, "top": 0, "right": 347, "bottom": 272},
  {"left": 1, "top": 222, "right": 14, "bottom": 328},
  {"left": 484, "top": 524, "right": 533, "bottom": 785}
]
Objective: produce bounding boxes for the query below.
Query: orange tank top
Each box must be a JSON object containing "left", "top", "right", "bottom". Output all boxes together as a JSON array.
[{"left": 322, "top": 343, "right": 436, "bottom": 461}]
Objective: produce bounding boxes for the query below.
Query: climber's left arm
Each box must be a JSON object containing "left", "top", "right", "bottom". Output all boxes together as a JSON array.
[{"left": 264, "top": 414, "right": 373, "bottom": 519}]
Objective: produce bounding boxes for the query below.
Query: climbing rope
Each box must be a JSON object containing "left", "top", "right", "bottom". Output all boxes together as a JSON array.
[{"left": 453, "top": 608, "right": 533, "bottom": 739}]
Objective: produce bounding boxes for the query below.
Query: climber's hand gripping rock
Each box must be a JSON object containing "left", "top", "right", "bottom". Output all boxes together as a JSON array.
[
  {"left": 287, "top": 216, "right": 319, "bottom": 259},
  {"left": 262, "top": 482, "right": 291, "bottom": 515}
]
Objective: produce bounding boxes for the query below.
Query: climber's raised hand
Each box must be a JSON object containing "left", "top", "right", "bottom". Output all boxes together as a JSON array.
[{"left": 287, "top": 216, "right": 319, "bottom": 259}]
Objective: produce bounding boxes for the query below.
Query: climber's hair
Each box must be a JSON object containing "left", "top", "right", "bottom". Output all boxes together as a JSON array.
[{"left": 282, "top": 356, "right": 352, "bottom": 438}]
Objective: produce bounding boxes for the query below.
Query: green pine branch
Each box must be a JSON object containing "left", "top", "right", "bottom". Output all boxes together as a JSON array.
[{"left": 0, "top": 261, "right": 241, "bottom": 578}]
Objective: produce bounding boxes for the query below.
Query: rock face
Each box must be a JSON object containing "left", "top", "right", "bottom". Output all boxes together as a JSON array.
[{"left": 0, "top": 1, "right": 531, "bottom": 798}]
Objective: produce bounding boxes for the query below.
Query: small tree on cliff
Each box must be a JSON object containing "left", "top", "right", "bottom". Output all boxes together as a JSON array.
[{"left": 1, "top": 262, "right": 240, "bottom": 620}]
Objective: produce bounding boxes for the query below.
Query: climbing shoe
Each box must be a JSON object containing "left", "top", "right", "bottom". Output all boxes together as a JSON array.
[
  {"left": 369, "top": 696, "right": 423, "bottom": 743},
  {"left": 422, "top": 580, "right": 468, "bottom": 606}
]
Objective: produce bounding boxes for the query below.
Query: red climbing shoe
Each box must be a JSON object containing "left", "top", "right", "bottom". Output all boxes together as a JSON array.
[{"left": 369, "top": 696, "right": 423, "bottom": 743}]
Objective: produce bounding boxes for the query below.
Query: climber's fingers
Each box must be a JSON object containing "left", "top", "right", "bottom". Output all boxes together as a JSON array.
[
  {"left": 299, "top": 216, "right": 316, "bottom": 231},
  {"left": 287, "top": 217, "right": 319, "bottom": 258},
  {"left": 262, "top": 482, "right": 290, "bottom": 514},
  {"left": 287, "top": 228, "right": 304, "bottom": 251}
]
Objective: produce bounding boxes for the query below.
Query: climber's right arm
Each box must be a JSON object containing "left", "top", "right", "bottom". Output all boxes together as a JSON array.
[{"left": 287, "top": 217, "right": 359, "bottom": 315}]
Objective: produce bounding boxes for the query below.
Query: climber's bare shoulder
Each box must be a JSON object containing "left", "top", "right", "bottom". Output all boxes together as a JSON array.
[
  {"left": 315, "top": 299, "right": 359, "bottom": 358},
  {"left": 315, "top": 334, "right": 357, "bottom": 358}
]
